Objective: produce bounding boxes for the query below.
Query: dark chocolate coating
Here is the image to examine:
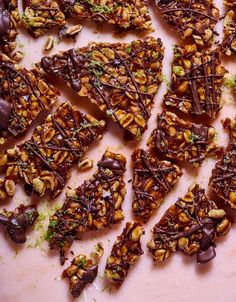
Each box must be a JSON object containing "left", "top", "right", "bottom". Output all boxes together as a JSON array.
[
  {"left": 0, "top": 9, "right": 10, "bottom": 36},
  {"left": 0, "top": 206, "right": 39, "bottom": 244},
  {"left": 197, "top": 246, "right": 216, "bottom": 264},
  {"left": 0, "top": 97, "right": 11, "bottom": 130}
]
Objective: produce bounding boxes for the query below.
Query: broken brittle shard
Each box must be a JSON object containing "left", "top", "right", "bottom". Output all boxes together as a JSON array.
[
  {"left": 0, "top": 204, "right": 39, "bottom": 244},
  {"left": 210, "top": 117, "right": 236, "bottom": 209},
  {"left": 147, "top": 184, "right": 231, "bottom": 264},
  {"left": 105, "top": 221, "right": 144, "bottom": 285},
  {"left": 62, "top": 243, "right": 104, "bottom": 298},
  {"left": 60, "top": 0, "right": 152, "bottom": 31},
  {"left": 46, "top": 150, "right": 126, "bottom": 264},
  {"left": 147, "top": 111, "right": 218, "bottom": 166},
  {"left": 0, "top": 0, "right": 19, "bottom": 54},
  {"left": 132, "top": 148, "right": 182, "bottom": 223},
  {"left": 21, "top": 0, "right": 66, "bottom": 38},
  {"left": 164, "top": 44, "right": 226, "bottom": 118},
  {"left": 0, "top": 54, "right": 58, "bottom": 145},
  {"left": 40, "top": 37, "right": 164, "bottom": 139},
  {"left": 155, "top": 0, "right": 219, "bottom": 47},
  {"left": 222, "top": 1, "right": 236, "bottom": 56},
  {"left": 0, "top": 102, "right": 106, "bottom": 200}
]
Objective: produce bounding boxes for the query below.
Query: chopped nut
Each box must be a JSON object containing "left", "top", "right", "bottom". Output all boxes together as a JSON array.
[
  {"left": 147, "top": 184, "right": 231, "bottom": 264},
  {"left": 222, "top": 9, "right": 236, "bottom": 56},
  {"left": 4, "top": 180, "right": 16, "bottom": 197},
  {"left": 105, "top": 222, "right": 144, "bottom": 285},
  {"left": 78, "top": 158, "right": 93, "bottom": 171},
  {"left": 46, "top": 150, "right": 126, "bottom": 264},
  {"left": 44, "top": 36, "right": 54, "bottom": 51}
]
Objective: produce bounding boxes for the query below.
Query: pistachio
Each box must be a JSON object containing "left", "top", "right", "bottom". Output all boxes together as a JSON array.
[
  {"left": 5, "top": 180, "right": 16, "bottom": 197},
  {"left": 78, "top": 159, "right": 93, "bottom": 171},
  {"left": 44, "top": 36, "right": 54, "bottom": 51}
]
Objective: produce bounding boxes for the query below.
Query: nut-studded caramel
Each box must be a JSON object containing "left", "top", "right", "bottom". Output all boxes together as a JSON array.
[
  {"left": 210, "top": 117, "right": 236, "bottom": 209},
  {"left": 0, "top": 0, "right": 19, "bottom": 54},
  {"left": 0, "top": 102, "right": 106, "bottom": 200},
  {"left": 105, "top": 221, "right": 144, "bottom": 285},
  {"left": 147, "top": 184, "right": 231, "bottom": 264},
  {"left": 46, "top": 150, "right": 126, "bottom": 264},
  {"left": 222, "top": 4, "right": 236, "bottom": 56},
  {"left": 164, "top": 44, "right": 226, "bottom": 118},
  {"left": 62, "top": 243, "right": 104, "bottom": 297},
  {"left": 155, "top": 0, "right": 219, "bottom": 47},
  {"left": 40, "top": 37, "right": 164, "bottom": 139},
  {"left": 21, "top": 0, "right": 66, "bottom": 38},
  {"left": 147, "top": 111, "right": 218, "bottom": 166},
  {"left": 0, "top": 54, "right": 58, "bottom": 144},
  {"left": 132, "top": 148, "right": 182, "bottom": 223},
  {"left": 60, "top": 0, "right": 152, "bottom": 31}
]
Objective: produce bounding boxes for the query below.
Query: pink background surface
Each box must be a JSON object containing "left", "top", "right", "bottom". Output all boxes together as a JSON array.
[{"left": 1, "top": 1, "right": 236, "bottom": 302}]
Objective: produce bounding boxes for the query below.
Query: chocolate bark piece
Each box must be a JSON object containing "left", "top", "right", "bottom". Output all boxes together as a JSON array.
[
  {"left": 0, "top": 102, "right": 106, "bottom": 200},
  {"left": 0, "top": 204, "right": 39, "bottom": 243},
  {"left": 40, "top": 37, "right": 164, "bottom": 139},
  {"left": 209, "top": 118, "right": 236, "bottom": 209},
  {"left": 0, "top": 54, "right": 58, "bottom": 145},
  {"left": 60, "top": 0, "right": 152, "bottom": 31},
  {"left": 46, "top": 150, "right": 126, "bottom": 264},
  {"left": 21, "top": 0, "right": 66, "bottom": 38},
  {"left": 155, "top": 0, "right": 219, "bottom": 47},
  {"left": 163, "top": 44, "right": 226, "bottom": 118},
  {"left": 147, "top": 184, "right": 231, "bottom": 264},
  {"left": 222, "top": 9, "right": 236, "bottom": 56},
  {"left": 0, "top": 0, "right": 19, "bottom": 54},
  {"left": 147, "top": 111, "right": 218, "bottom": 166},
  {"left": 62, "top": 243, "right": 104, "bottom": 298},
  {"left": 105, "top": 221, "right": 144, "bottom": 285},
  {"left": 132, "top": 148, "right": 182, "bottom": 223}
]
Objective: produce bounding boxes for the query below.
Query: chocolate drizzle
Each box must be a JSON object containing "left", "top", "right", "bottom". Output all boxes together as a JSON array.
[
  {"left": 151, "top": 111, "right": 216, "bottom": 166},
  {"left": 40, "top": 37, "right": 164, "bottom": 138},
  {"left": 0, "top": 205, "right": 38, "bottom": 244},
  {"left": 164, "top": 45, "right": 224, "bottom": 117},
  {"left": 148, "top": 184, "right": 231, "bottom": 264},
  {"left": 132, "top": 148, "right": 182, "bottom": 222},
  {"left": 46, "top": 151, "right": 126, "bottom": 264}
]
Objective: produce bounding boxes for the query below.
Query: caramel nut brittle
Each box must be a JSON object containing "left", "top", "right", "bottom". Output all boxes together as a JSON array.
[
  {"left": 222, "top": 10, "right": 236, "bottom": 56},
  {"left": 210, "top": 117, "right": 236, "bottom": 209},
  {"left": 0, "top": 102, "right": 106, "bottom": 200},
  {"left": 147, "top": 111, "right": 218, "bottom": 166},
  {"left": 0, "top": 0, "right": 19, "bottom": 54},
  {"left": 155, "top": 0, "right": 219, "bottom": 47},
  {"left": 60, "top": 0, "right": 152, "bottom": 31},
  {"left": 46, "top": 150, "right": 126, "bottom": 264},
  {"left": 147, "top": 184, "right": 231, "bottom": 264},
  {"left": 0, "top": 54, "right": 58, "bottom": 144},
  {"left": 21, "top": 0, "right": 66, "bottom": 38},
  {"left": 62, "top": 243, "right": 104, "bottom": 298},
  {"left": 0, "top": 204, "right": 39, "bottom": 244},
  {"left": 132, "top": 148, "right": 182, "bottom": 223},
  {"left": 105, "top": 221, "right": 144, "bottom": 285},
  {"left": 164, "top": 44, "right": 226, "bottom": 118},
  {"left": 40, "top": 37, "right": 164, "bottom": 139}
]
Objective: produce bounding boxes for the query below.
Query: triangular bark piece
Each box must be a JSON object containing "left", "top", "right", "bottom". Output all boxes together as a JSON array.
[{"left": 40, "top": 37, "right": 164, "bottom": 139}]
